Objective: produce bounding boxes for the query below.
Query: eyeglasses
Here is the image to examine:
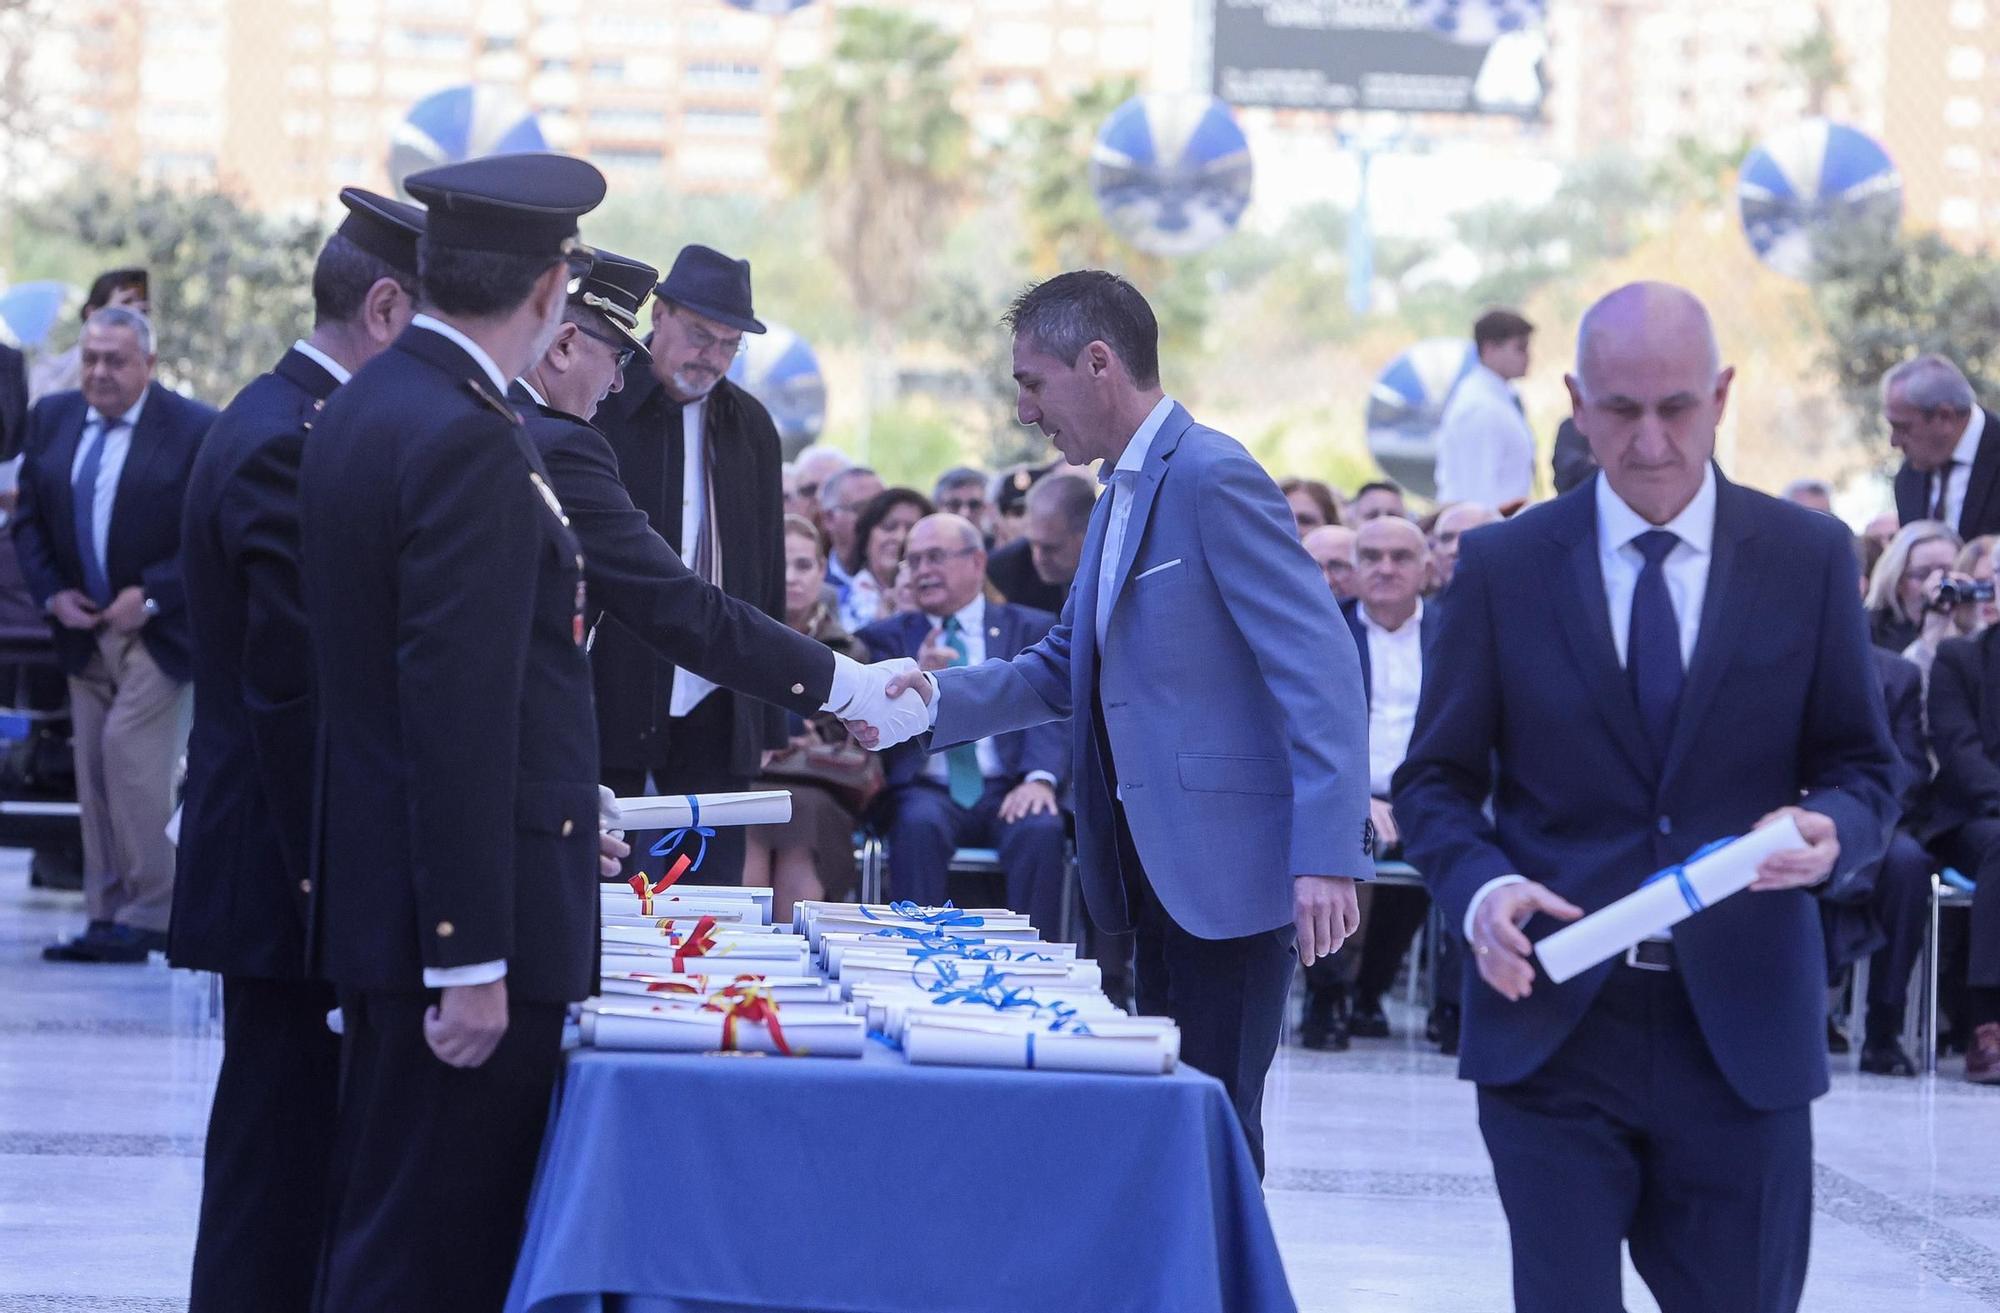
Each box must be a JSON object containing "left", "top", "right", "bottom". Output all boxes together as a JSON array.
[
  {"left": 572, "top": 321, "right": 635, "bottom": 371},
  {"left": 676, "top": 311, "right": 747, "bottom": 359},
  {"left": 905, "top": 546, "right": 981, "bottom": 570},
  {"left": 940, "top": 497, "right": 988, "bottom": 516}
]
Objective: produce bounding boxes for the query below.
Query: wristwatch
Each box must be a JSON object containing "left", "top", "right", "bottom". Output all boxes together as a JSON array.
[{"left": 141, "top": 596, "right": 160, "bottom": 620}]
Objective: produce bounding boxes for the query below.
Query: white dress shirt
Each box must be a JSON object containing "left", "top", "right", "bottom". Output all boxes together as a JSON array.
[
  {"left": 1433, "top": 364, "right": 1535, "bottom": 509},
  {"left": 1095, "top": 395, "right": 1177, "bottom": 649},
  {"left": 515, "top": 377, "right": 547, "bottom": 409},
  {"left": 1463, "top": 465, "right": 1717, "bottom": 941},
  {"left": 291, "top": 339, "right": 352, "bottom": 386},
  {"left": 71, "top": 391, "right": 148, "bottom": 581},
  {"left": 1360, "top": 601, "right": 1425, "bottom": 797},
  {"left": 409, "top": 317, "right": 517, "bottom": 990},
  {"left": 670, "top": 395, "right": 718, "bottom": 716},
  {"left": 1932, "top": 406, "right": 1985, "bottom": 531}
]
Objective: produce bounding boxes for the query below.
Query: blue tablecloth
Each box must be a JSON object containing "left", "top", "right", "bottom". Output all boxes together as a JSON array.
[{"left": 503, "top": 1040, "right": 1296, "bottom": 1313}]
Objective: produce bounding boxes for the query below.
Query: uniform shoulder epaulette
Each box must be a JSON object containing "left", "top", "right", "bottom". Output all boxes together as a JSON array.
[{"left": 466, "top": 377, "right": 524, "bottom": 427}]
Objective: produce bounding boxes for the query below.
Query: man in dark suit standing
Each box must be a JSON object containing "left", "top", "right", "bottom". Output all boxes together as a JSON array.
[
  {"left": 986, "top": 471, "right": 1091, "bottom": 614},
  {"left": 1888, "top": 354, "right": 2000, "bottom": 540},
  {"left": 1395, "top": 282, "right": 1897, "bottom": 1312},
  {"left": 513, "top": 251, "right": 910, "bottom": 764},
  {"left": 298, "top": 153, "right": 609, "bottom": 1313},
  {"left": 15, "top": 305, "right": 214, "bottom": 964},
  {"left": 591, "top": 245, "right": 787, "bottom": 884},
  {"left": 0, "top": 342, "right": 28, "bottom": 459},
  {"left": 861, "top": 512, "right": 1069, "bottom": 935},
  {"left": 169, "top": 188, "right": 422, "bottom": 1313}
]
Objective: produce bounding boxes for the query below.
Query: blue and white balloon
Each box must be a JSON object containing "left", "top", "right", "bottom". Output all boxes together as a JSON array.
[
  {"left": 388, "top": 86, "right": 548, "bottom": 197},
  {"left": 0, "top": 281, "right": 74, "bottom": 350},
  {"left": 1090, "top": 93, "right": 1253, "bottom": 258},
  {"left": 728, "top": 323, "right": 826, "bottom": 451},
  {"left": 1366, "top": 338, "right": 1478, "bottom": 498},
  {"left": 1738, "top": 119, "right": 1902, "bottom": 281},
  {"left": 1403, "top": 0, "right": 1546, "bottom": 43}
]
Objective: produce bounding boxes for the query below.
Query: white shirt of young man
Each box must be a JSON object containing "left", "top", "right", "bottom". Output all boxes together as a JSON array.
[
  {"left": 670, "top": 395, "right": 718, "bottom": 716},
  {"left": 1462, "top": 463, "right": 1717, "bottom": 940},
  {"left": 1433, "top": 363, "right": 1534, "bottom": 509},
  {"left": 1361, "top": 600, "right": 1425, "bottom": 797}
]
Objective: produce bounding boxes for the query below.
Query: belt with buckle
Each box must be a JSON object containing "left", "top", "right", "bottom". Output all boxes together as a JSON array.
[{"left": 1623, "top": 937, "right": 1675, "bottom": 972}]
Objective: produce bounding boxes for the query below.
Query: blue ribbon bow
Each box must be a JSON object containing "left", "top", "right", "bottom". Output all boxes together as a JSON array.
[
  {"left": 649, "top": 795, "right": 715, "bottom": 872},
  {"left": 860, "top": 900, "right": 986, "bottom": 929},
  {"left": 1641, "top": 836, "right": 1733, "bottom": 913}
]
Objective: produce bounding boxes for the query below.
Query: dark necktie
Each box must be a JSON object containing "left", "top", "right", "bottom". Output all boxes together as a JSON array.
[
  {"left": 1932, "top": 461, "right": 1957, "bottom": 524},
  {"left": 1627, "top": 529, "right": 1684, "bottom": 765},
  {"left": 72, "top": 417, "right": 120, "bottom": 606}
]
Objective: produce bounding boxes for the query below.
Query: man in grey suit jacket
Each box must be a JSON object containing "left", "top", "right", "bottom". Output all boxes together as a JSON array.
[{"left": 865, "top": 271, "right": 1373, "bottom": 1172}]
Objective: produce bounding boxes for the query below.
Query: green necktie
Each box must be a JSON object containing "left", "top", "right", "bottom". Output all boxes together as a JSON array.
[{"left": 942, "top": 616, "right": 984, "bottom": 809}]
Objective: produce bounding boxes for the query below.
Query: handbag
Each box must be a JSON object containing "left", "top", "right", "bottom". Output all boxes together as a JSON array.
[{"left": 761, "top": 732, "right": 884, "bottom": 815}]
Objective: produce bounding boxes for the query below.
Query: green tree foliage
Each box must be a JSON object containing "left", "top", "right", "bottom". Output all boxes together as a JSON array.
[{"left": 17, "top": 180, "right": 320, "bottom": 404}]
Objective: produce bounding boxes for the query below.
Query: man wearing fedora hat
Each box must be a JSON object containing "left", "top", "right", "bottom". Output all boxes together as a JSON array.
[{"left": 591, "top": 243, "right": 788, "bottom": 885}]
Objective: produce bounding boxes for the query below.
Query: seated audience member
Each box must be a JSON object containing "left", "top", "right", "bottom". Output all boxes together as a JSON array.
[
  {"left": 1865, "top": 519, "right": 1962, "bottom": 654},
  {"left": 790, "top": 444, "right": 852, "bottom": 531},
  {"left": 1303, "top": 525, "right": 1358, "bottom": 602},
  {"left": 988, "top": 465, "right": 1037, "bottom": 550},
  {"left": 744, "top": 517, "right": 873, "bottom": 920},
  {"left": 1299, "top": 516, "right": 1452, "bottom": 1051},
  {"left": 1864, "top": 512, "right": 1899, "bottom": 549},
  {"left": 1428, "top": 501, "right": 1498, "bottom": 593},
  {"left": 1782, "top": 478, "right": 1835, "bottom": 514},
  {"left": 1920, "top": 622, "right": 2000, "bottom": 1083},
  {"left": 860, "top": 514, "right": 1070, "bottom": 936},
  {"left": 836, "top": 486, "right": 931, "bottom": 634},
  {"left": 1281, "top": 477, "right": 1342, "bottom": 538},
  {"left": 988, "top": 472, "right": 1091, "bottom": 613},
  {"left": 891, "top": 558, "right": 919, "bottom": 616},
  {"left": 933, "top": 466, "right": 992, "bottom": 539},
  {"left": 1350, "top": 479, "right": 1409, "bottom": 523},
  {"left": 820, "top": 465, "right": 884, "bottom": 608}
]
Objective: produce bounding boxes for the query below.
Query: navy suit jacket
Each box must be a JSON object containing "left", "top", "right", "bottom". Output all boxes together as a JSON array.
[
  {"left": 860, "top": 602, "right": 1066, "bottom": 791},
  {"left": 1925, "top": 626, "right": 2000, "bottom": 838},
  {"left": 171, "top": 348, "right": 331, "bottom": 978},
  {"left": 1393, "top": 471, "right": 1897, "bottom": 1110},
  {"left": 12, "top": 381, "right": 215, "bottom": 682}
]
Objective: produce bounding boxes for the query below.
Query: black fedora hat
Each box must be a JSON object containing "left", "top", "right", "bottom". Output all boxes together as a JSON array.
[{"left": 655, "top": 244, "right": 766, "bottom": 335}]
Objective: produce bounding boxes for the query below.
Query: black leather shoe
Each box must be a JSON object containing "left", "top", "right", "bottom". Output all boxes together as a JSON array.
[
  {"left": 1432, "top": 1004, "right": 1461, "bottom": 1056},
  {"left": 1859, "top": 1040, "right": 1916, "bottom": 1076},
  {"left": 42, "top": 921, "right": 116, "bottom": 962},
  {"left": 1827, "top": 1018, "right": 1851, "bottom": 1055},
  {"left": 1300, "top": 1012, "right": 1350, "bottom": 1052},
  {"left": 1348, "top": 1000, "right": 1390, "bottom": 1039},
  {"left": 69, "top": 924, "right": 169, "bottom": 964}
]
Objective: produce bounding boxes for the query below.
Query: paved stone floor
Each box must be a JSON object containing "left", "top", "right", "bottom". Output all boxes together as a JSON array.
[{"left": 2, "top": 853, "right": 1996, "bottom": 1311}]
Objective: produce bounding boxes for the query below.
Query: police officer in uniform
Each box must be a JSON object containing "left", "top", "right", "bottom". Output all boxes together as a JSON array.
[
  {"left": 297, "top": 154, "right": 608, "bottom": 1313},
  {"left": 514, "top": 250, "right": 918, "bottom": 815},
  {"left": 171, "top": 188, "right": 423, "bottom": 1313}
]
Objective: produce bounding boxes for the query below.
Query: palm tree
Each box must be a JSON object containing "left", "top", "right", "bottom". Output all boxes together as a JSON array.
[{"left": 774, "top": 8, "right": 970, "bottom": 455}]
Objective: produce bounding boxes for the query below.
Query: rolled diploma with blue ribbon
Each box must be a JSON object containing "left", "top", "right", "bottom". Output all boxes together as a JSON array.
[
  {"left": 611, "top": 791, "right": 793, "bottom": 831},
  {"left": 1534, "top": 815, "right": 1808, "bottom": 985},
  {"left": 903, "top": 1014, "right": 1181, "bottom": 1075}
]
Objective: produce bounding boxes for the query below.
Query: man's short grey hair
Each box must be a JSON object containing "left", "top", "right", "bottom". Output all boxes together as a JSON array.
[
  {"left": 1881, "top": 354, "right": 1976, "bottom": 413},
  {"left": 821, "top": 465, "right": 877, "bottom": 510},
  {"left": 933, "top": 466, "right": 988, "bottom": 498},
  {"left": 1782, "top": 477, "right": 1833, "bottom": 501},
  {"left": 85, "top": 305, "right": 154, "bottom": 356},
  {"left": 1025, "top": 472, "right": 1096, "bottom": 536}
]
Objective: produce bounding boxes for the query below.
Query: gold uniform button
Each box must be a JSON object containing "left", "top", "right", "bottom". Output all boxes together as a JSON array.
[
  {"left": 299, "top": 879, "right": 312, "bottom": 895},
  {"left": 436, "top": 921, "right": 455, "bottom": 938},
  {"left": 791, "top": 683, "right": 805, "bottom": 695},
  {"left": 561, "top": 819, "right": 575, "bottom": 837}
]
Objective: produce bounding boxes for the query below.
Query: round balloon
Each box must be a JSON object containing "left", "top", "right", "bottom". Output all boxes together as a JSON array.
[
  {"left": 0, "top": 281, "right": 75, "bottom": 350},
  {"left": 1090, "top": 92, "right": 1253, "bottom": 258},
  {"left": 1402, "top": 0, "right": 1546, "bottom": 43},
  {"left": 1738, "top": 118, "right": 1902, "bottom": 280},
  {"left": 728, "top": 323, "right": 826, "bottom": 453},
  {"left": 388, "top": 86, "right": 549, "bottom": 197},
  {"left": 1366, "top": 338, "right": 1478, "bottom": 498},
  {"left": 722, "top": 0, "right": 814, "bottom": 11}
]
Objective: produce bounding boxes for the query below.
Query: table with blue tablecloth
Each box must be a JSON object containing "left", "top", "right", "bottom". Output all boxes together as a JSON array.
[{"left": 503, "top": 1040, "right": 1297, "bottom": 1313}]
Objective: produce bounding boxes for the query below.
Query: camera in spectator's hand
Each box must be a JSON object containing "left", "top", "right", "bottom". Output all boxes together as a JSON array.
[{"left": 1931, "top": 578, "right": 1996, "bottom": 611}]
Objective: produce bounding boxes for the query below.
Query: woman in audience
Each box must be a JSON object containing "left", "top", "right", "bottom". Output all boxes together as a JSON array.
[
  {"left": 743, "top": 516, "right": 875, "bottom": 919},
  {"left": 1865, "top": 519, "right": 1963, "bottom": 655},
  {"left": 836, "top": 487, "right": 932, "bottom": 633},
  {"left": 1280, "top": 477, "right": 1342, "bottom": 538}
]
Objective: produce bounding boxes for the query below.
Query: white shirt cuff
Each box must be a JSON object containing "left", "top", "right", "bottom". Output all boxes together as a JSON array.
[
  {"left": 1024, "top": 771, "right": 1058, "bottom": 789},
  {"left": 424, "top": 960, "right": 507, "bottom": 988},
  {"left": 821, "top": 651, "right": 865, "bottom": 714},
  {"left": 924, "top": 671, "right": 941, "bottom": 727},
  {"left": 1463, "top": 875, "right": 1527, "bottom": 942}
]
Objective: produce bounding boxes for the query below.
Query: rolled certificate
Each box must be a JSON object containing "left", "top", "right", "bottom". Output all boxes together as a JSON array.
[
  {"left": 598, "top": 973, "right": 838, "bottom": 1003},
  {"left": 600, "top": 912, "right": 754, "bottom": 931},
  {"left": 613, "top": 792, "right": 792, "bottom": 831},
  {"left": 1533, "top": 816, "right": 1807, "bottom": 984},
  {"left": 580, "top": 996, "right": 856, "bottom": 1025},
  {"left": 903, "top": 1014, "right": 1180, "bottom": 1075},
  {"left": 580, "top": 1004, "right": 866, "bottom": 1057},
  {"left": 819, "top": 933, "right": 1074, "bottom": 975},
  {"left": 837, "top": 957, "right": 1102, "bottom": 997}
]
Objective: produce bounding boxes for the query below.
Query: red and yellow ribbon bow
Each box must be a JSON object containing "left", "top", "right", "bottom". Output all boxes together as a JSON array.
[
  {"left": 628, "top": 854, "right": 695, "bottom": 915},
  {"left": 703, "top": 982, "right": 790, "bottom": 1055}
]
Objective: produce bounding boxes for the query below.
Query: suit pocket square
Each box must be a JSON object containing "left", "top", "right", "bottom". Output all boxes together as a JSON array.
[{"left": 1133, "top": 558, "right": 1183, "bottom": 582}]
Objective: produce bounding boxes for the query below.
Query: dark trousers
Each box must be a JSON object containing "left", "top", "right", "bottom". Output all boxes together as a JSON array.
[
  {"left": 602, "top": 695, "right": 749, "bottom": 886},
  {"left": 1477, "top": 966, "right": 1812, "bottom": 1313},
  {"left": 1862, "top": 830, "right": 1933, "bottom": 1032},
  {"left": 314, "top": 991, "right": 566, "bottom": 1313},
  {"left": 188, "top": 975, "right": 340, "bottom": 1313},
  {"left": 886, "top": 776, "right": 1069, "bottom": 936},
  {"left": 1936, "top": 818, "right": 2000, "bottom": 989}
]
